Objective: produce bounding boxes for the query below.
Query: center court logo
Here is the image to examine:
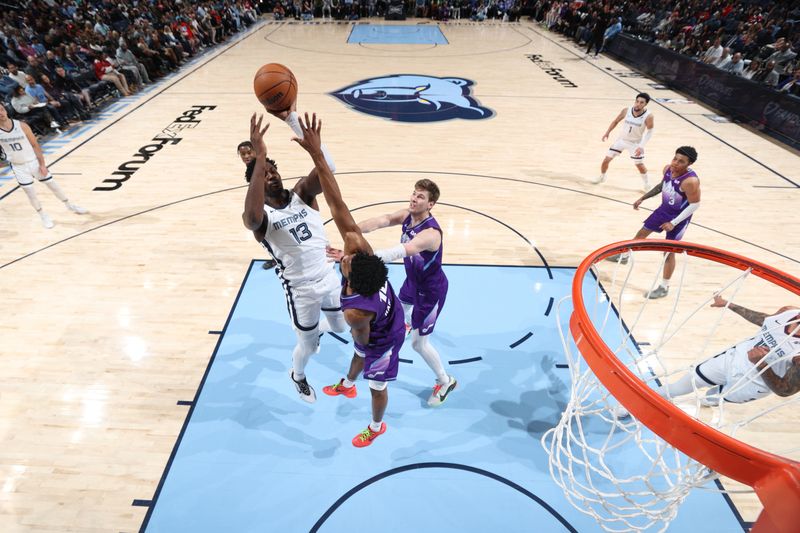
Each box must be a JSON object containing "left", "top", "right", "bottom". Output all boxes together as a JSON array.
[{"left": 331, "top": 74, "right": 494, "bottom": 122}]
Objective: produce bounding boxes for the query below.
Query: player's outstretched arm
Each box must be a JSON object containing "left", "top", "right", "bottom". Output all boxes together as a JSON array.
[
  {"left": 359, "top": 209, "right": 408, "bottom": 233},
  {"left": 292, "top": 112, "right": 358, "bottom": 238},
  {"left": 242, "top": 113, "right": 270, "bottom": 231},
  {"left": 711, "top": 295, "right": 768, "bottom": 326}
]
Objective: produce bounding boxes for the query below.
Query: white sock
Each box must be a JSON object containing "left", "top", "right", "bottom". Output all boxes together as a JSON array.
[
  {"left": 43, "top": 179, "right": 68, "bottom": 202},
  {"left": 21, "top": 184, "right": 42, "bottom": 211},
  {"left": 343, "top": 377, "right": 355, "bottom": 387},
  {"left": 411, "top": 330, "right": 448, "bottom": 384},
  {"left": 640, "top": 172, "right": 649, "bottom": 182},
  {"left": 402, "top": 303, "right": 413, "bottom": 326},
  {"left": 660, "top": 277, "right": 670, "bottom": 288},
  {"left": 658, "top": 370, "right": 710, "bottom": 399},
  {"left": 600, "top": 172, "right": 606, "bottom": 179},
  {"left": 369, "top": 420, "right": 382, "bottom": 432}
]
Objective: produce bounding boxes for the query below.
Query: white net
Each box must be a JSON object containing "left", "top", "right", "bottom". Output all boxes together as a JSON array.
[{"left": 542, "top": 244, "right": 800, "bottom": 532}]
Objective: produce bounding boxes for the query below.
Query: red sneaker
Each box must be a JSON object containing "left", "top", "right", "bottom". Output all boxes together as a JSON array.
[
  {"left": 352, "top": 422, "right": 386, "bottom": 448},
  {"left": 322, "top": 379, "right": 357, "bottom": 398}
]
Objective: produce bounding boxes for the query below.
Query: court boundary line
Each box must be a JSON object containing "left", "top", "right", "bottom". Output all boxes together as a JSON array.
[
  {"left": 522, "top": 24, "right": 799, "bottom": 188},
  {"left": 138, "top": 259, "right": 257, "bottom": 532}
]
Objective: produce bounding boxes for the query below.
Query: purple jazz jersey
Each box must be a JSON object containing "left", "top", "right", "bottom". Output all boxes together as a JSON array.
[
  {"left": 341, "top": 279, "right": 405, "bottom": 382},
  {"left": 398, "top": 214, "right": 448, "bottom": 335},
  {"left": 643, "top": 167, "right": 698, "bottom": 241}
]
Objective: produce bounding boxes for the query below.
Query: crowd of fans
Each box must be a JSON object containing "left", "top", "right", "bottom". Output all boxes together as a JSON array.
[
  {"left": 0, "top": 0, "right": 263, "bottom": 137},
  {"left": 533, "top": 0, "right": 800, "bottom": 96}
]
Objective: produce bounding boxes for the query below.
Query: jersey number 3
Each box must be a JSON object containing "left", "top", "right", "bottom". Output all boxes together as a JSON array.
[{"left": 289, "top": 222, "right": 312, "bottom": 243}]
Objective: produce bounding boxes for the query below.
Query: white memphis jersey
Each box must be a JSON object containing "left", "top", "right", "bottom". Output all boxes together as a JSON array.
[
  {"left": 618, "top": 107, "right": 650, "bottom": 144},
  {"left": 260, "top": 192, "right": 330, "bottom": 283},
  {"left": 0, "top": 120, "right": 36, "bottom": 164},
  {"left": 731, "top": 308, "right": 800, "bottom": 381}
]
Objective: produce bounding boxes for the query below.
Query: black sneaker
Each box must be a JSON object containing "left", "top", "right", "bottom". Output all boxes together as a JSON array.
[{"left": 289, "top": 370, "right": 316, "bottom": 403}]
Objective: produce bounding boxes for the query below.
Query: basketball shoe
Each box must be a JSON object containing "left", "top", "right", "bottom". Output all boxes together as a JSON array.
[
  {"left": 645, "top": 286, "right": 669, "bottom": 299},
  {"left": 289, "top": 369, "right": 316, "bottom": 403},
  {"left": 352, "top": 422, "right": 386, "bottom": 448},
  {"left": 605, "top": 254, "right": 629, "bottom": 264},
  {"left": 39, "top": 211, "right": 54, "bottom": 229},
  {"left": 66, "top": 202, "right": 88, "bottom": 214},
  {"left": 323, "top": 379, "right": 357, "bottom": 398},
  {"left": 590, "top": 174, "right": 606, "bottom": 184},
  {"left": 427, "top": 375, "right": 457, "bottom": 407}
]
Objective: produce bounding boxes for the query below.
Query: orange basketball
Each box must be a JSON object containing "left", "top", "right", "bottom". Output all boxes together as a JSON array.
[{"left": 253, "top": 63, "right": 297, "bottom": 112}]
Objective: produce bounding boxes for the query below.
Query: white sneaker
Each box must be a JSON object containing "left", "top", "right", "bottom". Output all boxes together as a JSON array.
[
  {"left": 590, "top": 175, "right": 606, "bottom": 184},
  {"left": 289, "top": 369, "right": 316, "bottom": 403},
  {"left": 645, "top": 286, "right": 669, "bottom": 299},
  {"left": 39, "top": 211, "right": 54, "bottom": 229},
  {"left": 427, "top": 375, "right": 457, "bottom": 407},
  {"left": 641, "top": 178, "right": 650, "bottom": 191},
  {"left": 66, "top": 203, "right": 88, "bottom": 214}
]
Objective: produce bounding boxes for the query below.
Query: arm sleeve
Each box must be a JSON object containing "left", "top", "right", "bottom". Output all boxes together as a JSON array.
[{"left": 670, "top": 202, "right": 700, "bottom": 225}]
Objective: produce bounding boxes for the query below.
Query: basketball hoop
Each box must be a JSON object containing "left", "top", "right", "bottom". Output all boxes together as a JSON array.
[{"left": 543, "top": 239, "right": 800, "bottom": 533}]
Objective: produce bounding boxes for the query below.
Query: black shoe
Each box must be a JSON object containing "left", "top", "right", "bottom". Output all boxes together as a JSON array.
[
  {"left": 289, "top": 370, "right": 316, "bottom": 403},
  {"left": 262, "top": 259, "right": 276, "bottom": 270}
]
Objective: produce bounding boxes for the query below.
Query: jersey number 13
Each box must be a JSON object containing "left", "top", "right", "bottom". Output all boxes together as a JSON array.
[{"left": 289, "top": 222, "right": 313, "bottom": 243}]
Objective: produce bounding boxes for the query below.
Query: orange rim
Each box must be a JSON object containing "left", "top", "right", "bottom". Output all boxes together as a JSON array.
[{"left": 571, "top": 239, "right": 800, "bottom": 532}]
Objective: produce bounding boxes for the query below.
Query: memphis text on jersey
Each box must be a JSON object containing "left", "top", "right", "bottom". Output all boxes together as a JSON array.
[
  {"left": 94, "top": 105, "right": 216, "bottom": 192},
  {"left": 273, "top": 208, "right": 309, "bottom": 231}
]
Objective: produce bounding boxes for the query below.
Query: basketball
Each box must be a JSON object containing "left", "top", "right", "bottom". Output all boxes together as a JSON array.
[{"left": 253, "top": 63, "right": 297, "bottom": 112}]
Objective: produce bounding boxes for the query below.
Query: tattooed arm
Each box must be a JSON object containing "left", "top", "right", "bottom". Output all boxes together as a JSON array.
[
  {"left": 748, "top": 346, "right": 800, "bottom": 397},
  {"left": 711, "top": 295, "right": 768, "bottom": 326},
  {"left": 633, "top": 182, "right": 663, "bottom": 210}
]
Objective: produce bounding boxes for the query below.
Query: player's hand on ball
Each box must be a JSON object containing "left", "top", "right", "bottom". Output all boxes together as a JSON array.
[
  {"left": 292, "top": 112, "right": 322, "bottom": 154},
  {"left": 326, "top": 245, "right": 344, "bottom": 262},
  {"left": 266, "top": 98, "right": 296, "bottom": 121},
  {"left": 710, "top": 294, "right": 727, "bottom": 308},
  {"left": 249, "top": 113, "right": 270, "bottom": 155}
]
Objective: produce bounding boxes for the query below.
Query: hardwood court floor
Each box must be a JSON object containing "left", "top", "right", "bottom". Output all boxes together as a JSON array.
[{"left": 0, "top": 18, "right": 798, "bottom": 532}]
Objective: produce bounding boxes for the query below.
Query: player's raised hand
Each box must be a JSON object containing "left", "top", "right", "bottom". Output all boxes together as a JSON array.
[
  {"left": 266, "top": 98, "right": 296, "bottom": 121},
  {"left": 292, "top": 112, "right": 323, "bottom": 154},
  {"left": 326, "top": 245, "right": 344, "bottom": 262},
  {"left": 249, "top": 113, "right": 270, "bottom": 155},
  {"left": 710, "top": 294, "right": 728, "bottom": 308}
]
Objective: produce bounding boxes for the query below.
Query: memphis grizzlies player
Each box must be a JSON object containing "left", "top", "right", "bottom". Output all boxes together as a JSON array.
[
  {"left": 0, "top": 104, "right": 86, "bottom": 228},
  {"left": 660, "top": 295, "right": 800, "bottom": 405},
  {"left": 327, "top": 179, "right": 457, "bottom": 406},
  {"left": 242, "top": 113, "right": 345, "bottom": 403},
  {"left": 607, "top": 146, "right": 700, "bottom": 299},
  {"left": 592, "top": 93, "right": 655, "bottom": 191}
]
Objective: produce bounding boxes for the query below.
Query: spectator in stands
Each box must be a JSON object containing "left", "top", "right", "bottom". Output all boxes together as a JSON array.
[
  {"left": 40, "top": 73, "right": 88, "bottom": 121},
  {"left": 274, "top": 2, "right": 286, "bottom": 20},
  {"left": 778, "top": 68, "right": 800, "bottom": 97},
  {"left": 11, "top": 85, "right": 61, "bottom": 133},
  {"left": 6, "top": 61, "right": 27, "bottom": 88},
  {"left": 602, "top": 17, "right": 623, "bottom": 51},
  {"left": 23, "top": 73, "right": 68, "bottom": 126},
  {"left": 702, "top": 37, "right": 724, "bottom": 64},
  {"left": 93, "top": 56, "right": 130, "bottom": 96},
  {"left": 715, "top": 47, "right": 732, "bottom": 68},
  {"left": 766, "top": 38, "right": 797, "bottom": 76},
  {"left": 743, "top": 59, "right": 762, "bottom": 80},
  {"left": 116, "top": 41, "right": 150, "bottom": 86},
  {"left": 721, "top": 52, "right": 745, "bottom": 76},
  {"left": 53, "top": 66, "right": 94, "bottom": 111}
]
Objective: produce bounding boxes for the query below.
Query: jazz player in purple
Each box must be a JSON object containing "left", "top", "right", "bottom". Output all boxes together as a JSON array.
[
  {"left": 607, "top": 146, "right": 701, "bottom": 299},
  {"left": 329, "top": 180, "right": 457, "bottom": 406},
  {"left": 292, "top": 112, "right": 406, "bottom": 448}
]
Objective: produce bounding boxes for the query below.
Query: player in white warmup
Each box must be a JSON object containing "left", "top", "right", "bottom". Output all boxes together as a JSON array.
[
  {"left": 592, "top": 93, "right": 655, "bottom": 191},
  {"left": 661, "top": 295, "right": 800, "bottom": 405},
  {"left": 242, "top": 113, "right": 345, "bottom": 403},
  {"left": 0, "top": 104, "right": 86, "bottom": 228}
]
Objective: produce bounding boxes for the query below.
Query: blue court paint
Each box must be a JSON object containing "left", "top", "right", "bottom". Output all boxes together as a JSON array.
[
  {"left": 347, "top": 24, "right": 448, "bottom": 45},
  {"left": 143, "top": 264, "right": 744, "bottom": 533}
]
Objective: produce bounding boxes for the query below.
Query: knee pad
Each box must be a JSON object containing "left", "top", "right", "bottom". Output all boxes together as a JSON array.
[{"left": 368, "top": 380, "right": 388, "bottom": 391}]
